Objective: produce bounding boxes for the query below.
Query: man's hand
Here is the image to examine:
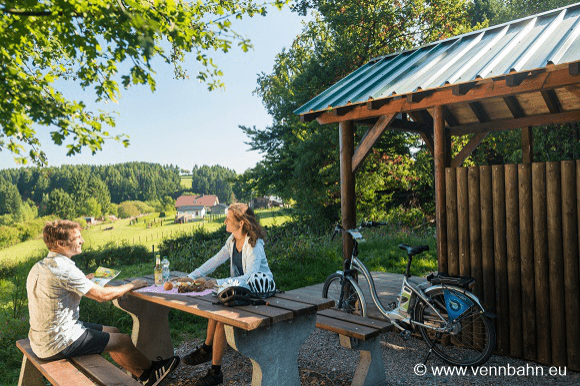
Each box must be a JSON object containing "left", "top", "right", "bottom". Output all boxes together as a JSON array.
[
  {"left": 130, "top": 279, "right": 148, "bottom": 290},
  {"left": 86, "top": 273, "right": 95, "bottom": 280}
]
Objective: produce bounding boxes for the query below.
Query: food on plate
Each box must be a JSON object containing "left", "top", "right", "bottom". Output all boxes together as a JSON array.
[
  {"left": 164, "top": 281, "right": 173, "bottom": 291},
  {"left": 177, "top": 282, "right": 205, "bottom": 293}
]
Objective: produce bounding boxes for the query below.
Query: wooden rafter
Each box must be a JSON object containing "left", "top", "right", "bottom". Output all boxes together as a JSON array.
[
  {"left": 442, "top": 106, "right": 459, "bottom": 127},
  {"left": 540, "top": 89, "right": 562, "bottom": 113},
  {"left": 352, "top": 114, "right": 396, "bottom": 173},
  {"left": 468, "top": 102, "right": 490, "bottom": 122},
  {"left": 503, "top": 96, "right": 526, "bottom": 118},
  {"left": 566, "top": 85, "right": 580, "bottom": 100},
  {"left": 448, "top": 109, "right": 580, "bottom": 135}
]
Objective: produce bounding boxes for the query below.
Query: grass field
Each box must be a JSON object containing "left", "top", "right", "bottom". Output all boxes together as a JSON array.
[
  {"left": 180, "top": 175, "right": 192, "bottom": 189},
  {"left": 0, "top": 208, "right": 292, "bottom": 270}
]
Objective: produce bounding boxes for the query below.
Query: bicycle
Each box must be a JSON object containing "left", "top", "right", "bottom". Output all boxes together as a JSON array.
[{"left": 322, "top": 221, "right": 496, "bottom": 366}]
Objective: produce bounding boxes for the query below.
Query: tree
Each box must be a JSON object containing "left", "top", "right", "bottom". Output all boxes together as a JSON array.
[
  {"left": 190, "top": 165, "right": 237, "bottom": 203},
  {"left": 47, "top": 188, "right": 75, "bottom": 219},
  {"left": 243, "top": 0, "right": 475, "bottom": 226},
  {"left": 0, "top": 179, "right": 23, "bottom": 222},
  {"left": 1, "top": 0, "right": 285, "bottom": 166}
]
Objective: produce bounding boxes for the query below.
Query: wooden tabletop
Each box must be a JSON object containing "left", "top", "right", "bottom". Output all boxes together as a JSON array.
[{"left": 111, "top": 272, "right": 334, "bottom": 331}]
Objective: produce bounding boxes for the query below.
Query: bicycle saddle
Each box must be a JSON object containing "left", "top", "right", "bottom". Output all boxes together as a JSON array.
[{"left": 398, "top": 243, "right": 429, "bottom": 256}]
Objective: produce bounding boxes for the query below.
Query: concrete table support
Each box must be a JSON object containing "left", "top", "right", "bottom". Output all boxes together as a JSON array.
[
  {"left": 225, "top": 313, "right": 316, "bottom": 386},
  {"left": 113, "top": 295, "right": 174, "bottom": 360},
  {"left": 339, "top": 335, "right": 386, "bottom": 386}
]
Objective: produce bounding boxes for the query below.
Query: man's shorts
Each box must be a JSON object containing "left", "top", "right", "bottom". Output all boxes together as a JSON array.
[{"left": 44, "top": 322, "right": 110, "bottom": 360}]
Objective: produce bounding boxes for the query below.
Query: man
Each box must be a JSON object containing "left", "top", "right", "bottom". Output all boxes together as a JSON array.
[{"left": 26, "top": 220, "right": 179, "bottom": 386}]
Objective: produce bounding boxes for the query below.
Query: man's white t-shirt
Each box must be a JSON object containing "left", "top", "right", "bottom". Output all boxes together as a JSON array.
[{"left": 27, "top": 251, "right": 95, "bottom": 358}]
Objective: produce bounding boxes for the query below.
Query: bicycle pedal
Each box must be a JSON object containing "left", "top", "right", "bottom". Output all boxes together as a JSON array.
[{"left": 400, "top": 330, "right": 412, "bottom": 341}]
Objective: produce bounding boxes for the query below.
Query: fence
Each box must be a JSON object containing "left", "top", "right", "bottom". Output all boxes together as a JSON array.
[{"left": 443, "top": 160, "right": 580, "bottom": 370}]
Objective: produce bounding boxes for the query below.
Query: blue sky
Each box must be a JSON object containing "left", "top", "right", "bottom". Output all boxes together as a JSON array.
[{"left": 0, "top": 6, "right": 308, "bottom": 174}]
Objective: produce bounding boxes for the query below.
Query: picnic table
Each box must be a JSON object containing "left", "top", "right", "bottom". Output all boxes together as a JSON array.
[{"left": 110, "top": 271, "right": 334, "bottom": 386}]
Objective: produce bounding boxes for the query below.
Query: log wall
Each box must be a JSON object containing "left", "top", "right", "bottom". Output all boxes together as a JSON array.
[{"left": 444, "top": 161, "right": 580, "bottom": 370}]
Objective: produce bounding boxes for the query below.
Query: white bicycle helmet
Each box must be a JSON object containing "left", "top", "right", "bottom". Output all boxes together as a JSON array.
[{"left": 247, "top": 272, "right": 276, "bottom": 299}]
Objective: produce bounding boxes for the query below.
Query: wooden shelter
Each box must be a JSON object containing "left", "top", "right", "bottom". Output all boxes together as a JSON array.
[{"left": 295, "top": 4, "right": 580, "bottom": 369}]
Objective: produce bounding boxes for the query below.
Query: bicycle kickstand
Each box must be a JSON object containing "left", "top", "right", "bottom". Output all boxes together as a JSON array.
[{"left": 422, "top": 338, "right": 439, "bottom": 365}]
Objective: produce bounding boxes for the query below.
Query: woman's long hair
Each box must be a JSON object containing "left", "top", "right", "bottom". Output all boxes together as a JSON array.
[{"left": 229, "top": 203, "right": 266, "bottom": 247}]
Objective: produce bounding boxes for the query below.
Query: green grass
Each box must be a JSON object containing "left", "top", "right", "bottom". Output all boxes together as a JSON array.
[{"left": 180, "top": 175, "right": 192, "bottom": 189}]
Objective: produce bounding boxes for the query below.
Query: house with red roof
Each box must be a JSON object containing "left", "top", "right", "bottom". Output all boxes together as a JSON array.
[{"left": 175, "top": 194, "right": 219, "bottom": 221}]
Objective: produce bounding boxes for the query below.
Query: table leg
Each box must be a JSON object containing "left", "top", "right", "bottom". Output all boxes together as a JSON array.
[
  {"left": 113, "top": 295, "right": 174, "bottom": 360},
  {"left": 225, "top": 313, "right": 316, "bottom": 386}
]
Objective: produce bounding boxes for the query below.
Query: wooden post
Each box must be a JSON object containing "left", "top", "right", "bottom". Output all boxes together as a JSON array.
[
  {"left": 445, "top": 168, "right": 459, "bottom": 276},
  {"left": 492, "top": 165, "right": 509, "bottom": 355},
  {"left": 457, "top": 168, "right": 470, "bottom": 278},
  {"left": 480, "top": 166, "right": 495, "bottom": 317},
  {"left": 505, "top": 164, "right": 523, "bottom": 358},
  {"left": 468, "top": 167, "right": 483, "bottom": 298},
  {"left": 340, "top": 120, "right": 356, "bottom": 268},
  {"left": 518, "top": 163, "right": 536, "bottom": 361},
  {"left": 546, "top": 162, "right": 566, "bottom": 366},
  {"left": 522, "top": 127, "right": 534, "bottom": 163},
  {"left": 532, "top": 162, "right": 551, "bottom": 365},
  {"left": 433, "top": 105, "right": 448, "bottom": 272}
]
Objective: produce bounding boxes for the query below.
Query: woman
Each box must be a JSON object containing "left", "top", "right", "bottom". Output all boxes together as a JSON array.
[{"left": 176, "top": 203, "right": 271, "bottom": 386}]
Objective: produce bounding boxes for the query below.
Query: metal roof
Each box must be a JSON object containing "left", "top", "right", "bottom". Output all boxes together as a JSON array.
[{"left": 295, "top": 2, "right": 580, "bottom": 116}]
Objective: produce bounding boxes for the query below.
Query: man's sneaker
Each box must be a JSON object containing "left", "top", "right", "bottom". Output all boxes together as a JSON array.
[
  {"left": 140, "top": 356, "right": 180, "bottom": 386},
  {"left": 182, "top": 345, "right": 212, "bottom": 366},
  {"left": 193, "top": 367, "right": 223, "bottom": 386}
]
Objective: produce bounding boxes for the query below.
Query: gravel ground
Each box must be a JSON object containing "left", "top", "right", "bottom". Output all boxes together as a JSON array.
[{"left": 163, "top": 329, "right": 579, "bottom": 386}]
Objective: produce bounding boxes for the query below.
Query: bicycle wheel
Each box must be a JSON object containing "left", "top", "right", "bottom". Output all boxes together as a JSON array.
[
  {"left": 414, "top": 286, "right": 496, "bottom": 366},
  {"left": 322, "top": 273, "right": 367, "bottom": 317}
]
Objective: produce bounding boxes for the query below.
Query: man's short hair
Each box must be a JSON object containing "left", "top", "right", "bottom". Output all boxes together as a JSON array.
[{"left": 43, "top": 220, "right": 82, "bottom": 250}]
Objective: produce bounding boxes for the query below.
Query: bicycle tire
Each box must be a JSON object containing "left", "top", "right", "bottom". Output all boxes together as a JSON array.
[
  {"left": 322, "top": 273, "right": 367, "bottom": 317},
  {"left": 414, "top": 286, "right": 496, "bottom": 366}
]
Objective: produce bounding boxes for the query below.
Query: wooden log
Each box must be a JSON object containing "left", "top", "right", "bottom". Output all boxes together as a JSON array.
[
  {"left": 433, "top": 105, "right": 448, "bottom": 272},
  {"left": 456, "top": 166, "right": 472, "bottom": 347},
  {"left": 562, "top": 161, "right": 580, "bottom": 371},
  {"left": 546, "top": 162, "right": 566, "bottom": 366},
  {"left": 532, "top": 162, "right": 551, "bottom": 365},
  {"left": 446, "top": 168, "right": 459, "bottom": 276},
  {"left": 480, "top": 166, "right": 495, "bottom": 317},
  {"left": 468, "top": 167, "right": 483, "bottom": 299},
  {"left": 505, "top": 164, "right": 523, "bottom": 358},
  {"left": 518, "top": 163, "right": 536, "bottom": 361},
  {"left": 340, "top": 121, "right": 356, "bottom": 268},
  {"left": 457, "top": 167, "right": 470, "bottom": 278},
  {"left": 492, "top": 165, "right": 509, "bottom": 355},
  {"left": 522, "top": 127, "right": 534, "bottom": 163}
]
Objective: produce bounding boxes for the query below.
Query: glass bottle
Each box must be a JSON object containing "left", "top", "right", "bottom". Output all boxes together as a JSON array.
[
  {"left": 161, "top": 256, "right": 170, "bottom": 283},
  {"left": 154, "top": 255, "right": 162, "bottom": 286}
]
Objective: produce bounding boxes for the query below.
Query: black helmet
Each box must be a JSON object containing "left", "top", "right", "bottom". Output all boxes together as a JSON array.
[{"left": 216, "top": 286, "right": 265, "bottom": 307}]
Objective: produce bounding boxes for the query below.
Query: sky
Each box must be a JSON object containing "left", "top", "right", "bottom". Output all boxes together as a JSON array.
[{"left": 0, "top": 6, "right": 309, "bottom": 174}]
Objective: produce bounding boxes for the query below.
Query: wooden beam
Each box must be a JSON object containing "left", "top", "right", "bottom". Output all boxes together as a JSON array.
[
  {"left": 352, "top": 114, "right": 396, "bottom": 173},
  {"left": 340, "top": 121, "right": 356, "bottom": 267},
  {"left": 406, "top": 90, "right": 433, "bottom": 103},
  {"left": 300, "top": 112, "right": 321, "bottom": 123},
  {"left": 566, "top": 85, "right": 580, "bottom": 100},
  {"left": 449, "top": 109, "right": 580, "bottom": 136},
  {"left": 541, "top": 89, "right": 562, "bottom": 114},
  {"left": 452, "top": 82, "right": 477, "bottom": 96},
  {"left": 366, "top": 98, "right": 388, "bottom": 110},
  {"left": 420, "top": 132, "right": 434, "bottom": 156},
  {"left": 450, "top": 132, "right": 490, "bottom": 168},
  {"left": 314, "top": 65, "right": 579, "bottom": 125},
  {"left": 442, "top": 105, "right": 459, "bottom": 127},
  {"left": 468, "top": 101, "right": 490, "bottom": 122},
  {"left": 333, "top": 105, "right": 356, "bottom": 116},
  {"left": 433, "top": 105, "right": 448, "bottom": 273},
  {"left": 503, "top": 96, "right": 526, "bottom": 118},
  {"left": 506, "top": 73, "right": 530, "bottom": 87},
  {"left": 522, "top": 127, "right": 534, "bottom": 163},
  {"left": 570, "top": 61, "right": 580, "bottom": 76}
]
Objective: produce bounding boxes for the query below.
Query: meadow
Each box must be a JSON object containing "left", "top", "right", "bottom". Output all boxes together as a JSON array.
[{"left": 0, "top": 209, "right": 436, "bottom": 385}]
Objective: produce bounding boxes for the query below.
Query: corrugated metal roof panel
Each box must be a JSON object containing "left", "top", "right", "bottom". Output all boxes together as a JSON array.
[{"left": 295, "top": 3, "right": 580, "bottom": 116}]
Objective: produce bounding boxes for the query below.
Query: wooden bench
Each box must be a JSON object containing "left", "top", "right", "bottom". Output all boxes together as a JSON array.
[
  {"left": 16, "top": 338, "right": 141, "bottom": 386},
  {"left": 316, "top": 309, "right": 392, "bottom": 386}
]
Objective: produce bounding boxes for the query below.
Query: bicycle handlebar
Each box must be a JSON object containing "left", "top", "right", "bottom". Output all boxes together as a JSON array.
[{"left": 331, "top": 221, "right": 387, "bottom": 239}]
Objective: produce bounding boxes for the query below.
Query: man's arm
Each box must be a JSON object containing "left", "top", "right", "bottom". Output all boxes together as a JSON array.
[{"left": 85, "top": 279, "right": 148, "bottom": 303}]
